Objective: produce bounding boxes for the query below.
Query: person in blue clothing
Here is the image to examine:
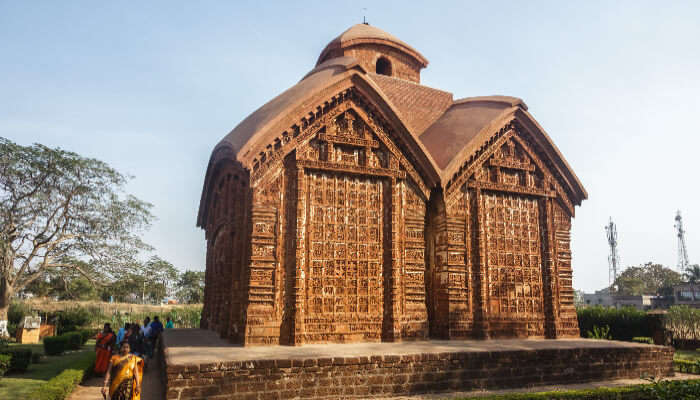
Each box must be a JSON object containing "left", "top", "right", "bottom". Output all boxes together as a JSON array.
[
  {"left": 150, "top": 316, "right": 164, "bottom": 337},
  {"left": 116, "top": 322, "right": 130, "bottom": 346}
]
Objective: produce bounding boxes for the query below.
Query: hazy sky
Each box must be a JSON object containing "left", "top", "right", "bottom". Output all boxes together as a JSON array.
[{"left": 2, "top": 1, "right": 699, "bottom": 292}]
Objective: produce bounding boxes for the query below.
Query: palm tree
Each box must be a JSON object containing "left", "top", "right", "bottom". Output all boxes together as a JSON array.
[{"left": 683, "top": 264, "right": 700, "bottom": 284}]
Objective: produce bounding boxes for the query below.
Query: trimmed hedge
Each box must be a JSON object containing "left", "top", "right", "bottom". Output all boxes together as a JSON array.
[
  {"left": 27, "top": 351, "right": 95, "bottom": 400},
  {"left": 632, "top": 336, "right": 654, "bottom": 344},
  {"left": 64, "top": 332, "right": 82, "bottom": 351},
  {"left": 43, "top": 335, "right": 69, "bottom": 356},
  {"left": 675, "top": 359, "right": 700, "bottom": 374},
  {"left": 457, "top": 379, "right": 700, "bottom": 399},
  {"left": 0, "top": 354, "right": 11, "bottom": 378},
  {"left": 78, "top": 329, "right": 94, "bottom": 345},
  {"left": 577, "top": 306, "right": 651, "bottom": 341},
  {"left": 4, "top": 348, "right": 32, "bottom": 372},
  {"left": 43, "top": 331, "right": 89, "bottom": 355}
]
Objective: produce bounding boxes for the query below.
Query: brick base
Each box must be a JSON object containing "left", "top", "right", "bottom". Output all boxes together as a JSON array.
[{"left": 162, "top": 329, "right": 674, "bottom": 400}]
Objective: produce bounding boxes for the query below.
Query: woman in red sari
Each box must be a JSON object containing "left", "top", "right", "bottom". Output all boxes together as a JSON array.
[{"left": 94, "top": 323, "right": 116, "bottom": 375}]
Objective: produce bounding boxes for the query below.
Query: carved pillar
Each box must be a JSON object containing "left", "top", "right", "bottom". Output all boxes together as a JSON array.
[
  {"left": 540, "top": 197, "right": 560, "bottom": 338},
  {"left": 382, "top": 176, "right": 401, "bottom": 341},
  {"left": 201, "top": 239, "right": 213, "bottom": 329},
  {"left": 444, "top": 188, "right": 470, "bottom": 339},
  {"left": 292, "top": 161, "right": 307, "bottom": 345},
  {"left": 230, "top": 182, "right": 251, "bottom": 343},
  {"left": 281, "top": 153, "right": 301, "bottom": 345},
  {"left": 471, "top": 187, "right": 490, "bottom": 339},
  {"left": 553, "top": 203, "right": 579, "bottom": 337}
]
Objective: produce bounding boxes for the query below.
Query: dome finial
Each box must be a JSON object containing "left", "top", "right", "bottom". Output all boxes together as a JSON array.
[{"left": 362, "top": 8, "right": 369, "bottom": 25}]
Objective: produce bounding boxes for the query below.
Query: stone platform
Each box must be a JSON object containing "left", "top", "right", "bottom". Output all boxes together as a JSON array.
[{"left": 162, "top": 329, "right": 674, "bottom": 400}]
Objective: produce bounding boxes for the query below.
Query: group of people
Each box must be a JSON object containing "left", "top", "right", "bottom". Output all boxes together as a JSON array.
[{"left": 93, "top": 316, "right": 174, "bottom": 400}]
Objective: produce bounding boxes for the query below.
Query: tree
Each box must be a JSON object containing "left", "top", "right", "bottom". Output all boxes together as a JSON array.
[
  {"left": 176, "top": 270, "right": 205, "bottom": 304},
  {"left": 573, "top": 289, "right": 585, "bottom": 307},
  {"left": 613, "top": 262, "right": 682, "bottom": 296},
  {"left": 0, "top": 137, "right": 153, "bottom": 321},
  {"left": 683, "top": 264, "right": 700, "bottom": 284},
  {"left": 24, "top": 259, "right": 102, "bottom": 300},
  {"left": 141, "top": 256, "right": 179, "bottom": 303}
]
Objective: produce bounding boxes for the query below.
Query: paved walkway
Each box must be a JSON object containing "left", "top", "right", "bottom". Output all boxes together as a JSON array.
[
  {"left": 163, "top": 328, "right": 663, "bottom": 365},
  {"left": 68, "top": 355, "right": 164, "bottom": 400}
]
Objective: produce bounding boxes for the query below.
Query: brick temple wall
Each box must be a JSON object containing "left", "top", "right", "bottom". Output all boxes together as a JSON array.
[
  {"left": 164, "top": 345, "right": 674, "bottom": 400},
  {"left": 200, "top": 89, "right": 585, "bottom": 345}
]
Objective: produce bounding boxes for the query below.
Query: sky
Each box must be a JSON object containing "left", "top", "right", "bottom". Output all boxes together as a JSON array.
[{"left": 1, "top": 1, "right": 699, "bottom": 293}]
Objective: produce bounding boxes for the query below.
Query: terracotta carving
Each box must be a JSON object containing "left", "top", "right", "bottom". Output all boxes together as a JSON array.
[{"left": 197, "top": 24, "right": 587, "bottom": 345}]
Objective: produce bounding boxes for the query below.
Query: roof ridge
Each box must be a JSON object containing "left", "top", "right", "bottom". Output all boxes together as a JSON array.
[
  {"left": 367, "top": 72, "right": 453, "bottom": 137},
  {"left": 367, "top": 72, "right": 453, "bottom": 96},
  {"left": 453, "top": 95, "right": 528, "bottom": 110}
]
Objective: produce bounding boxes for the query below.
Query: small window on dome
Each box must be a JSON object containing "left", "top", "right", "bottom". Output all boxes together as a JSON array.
[{"left": 376, "top": 57, "right": 392, "bottom": 76}]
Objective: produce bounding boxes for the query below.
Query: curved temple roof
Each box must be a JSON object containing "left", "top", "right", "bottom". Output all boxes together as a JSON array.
[
  {"left": 198, "top": 24, "right": 587, "bottom": 226},
  {"left": 317, "top": 23, "right": 429, "bottom": 68}
]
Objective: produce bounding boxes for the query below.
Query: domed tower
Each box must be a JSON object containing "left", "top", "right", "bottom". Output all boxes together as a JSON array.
[
  {"left": 197, "top": 24, "right": 586, "bottom": 346},
  {"left": 317, "top": 23, "right": 429, "bottom": 83}
]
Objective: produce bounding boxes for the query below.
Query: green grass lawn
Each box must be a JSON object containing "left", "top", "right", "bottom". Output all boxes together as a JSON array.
[{"left": 0, "top": 340, "right": 96, "bottom": 399}]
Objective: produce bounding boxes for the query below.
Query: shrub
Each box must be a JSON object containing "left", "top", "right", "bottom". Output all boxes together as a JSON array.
[
  {"left": 8, "top": 301, "right": 32, "bottom": 325},
  {"left": 32, "top": 352, "right": 42, "bottom": 364},
  {"left": 43, "top": 335, "right": 69, "bottom": 356},
  {"left": 4, "top": 348, "right": 32, "bottom": 372},
  {"left": 7, "top": 322, "right": 18, "bottom": 338},
  {"left": 56, "top": 308, "right": 91, "bottom": 335},
  {"left": 665, "top": 305, "right": 700, "bottom": 341},
  {"left": 64, "top": 332, "right": 82, "bottom": 351},
  {"left": 586, "top": 325, "right": 611, "bottom": 340},
  {"left": 577, "top": 306, "right": 651, "bottom": 341},
  {"left": 44, "top": 331, "right": 88, "bottom": 356},
  {"left": 0, "top": 354, "right": 11, "bottom": 378},
  {"left": 632, "top": 336, "right": 654, "bottom": 344},
  {"left": 675, "top": 359, "right": 700, "bottom": 374},
  {"left": 78, "top": 329, "right": 94, "bottom": 345},
  {"left": 27, "top": 351, "right": 95, "bottom": 400}
]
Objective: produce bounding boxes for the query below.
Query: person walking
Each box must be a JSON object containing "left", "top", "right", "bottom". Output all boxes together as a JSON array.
[
  {"left": 94, "top": 323, "right": 116, "bottom": 375},
  {"left": 165, "top": 316, "right": 174, "bottom": 329},
  {"left": 150, "top": 316, "right": 164, "bottom": 337},
  {"left": 127, "top": 324, "right": 144, "bottom": 357},
  {"left": 116, "top": 323, "right": 130, "bottom": 347},
  {"left": 101, "top": 341, "right": 143, "bottom": 400},
  {"left": 141, "top": 317, "right": 153, "bottom": 360}
]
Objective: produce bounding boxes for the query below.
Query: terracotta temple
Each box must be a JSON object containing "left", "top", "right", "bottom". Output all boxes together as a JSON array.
[{"left": 197, "top": 24, "right": 587, "bottom": 346}]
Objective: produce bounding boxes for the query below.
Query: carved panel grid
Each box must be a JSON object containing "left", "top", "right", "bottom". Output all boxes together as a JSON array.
[
  {"left": 484, "top": 193, "right": 544, "bottom": 327},
  {"left": 305, "top": 171, "right": 384, "bottom": 340},
  {"left": 402, "top": 182, "right": 426, "bottom": 310}
]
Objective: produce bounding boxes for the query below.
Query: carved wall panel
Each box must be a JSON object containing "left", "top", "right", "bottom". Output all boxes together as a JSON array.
[
  {"left": 444, "top": 189, "right": 472, "bottom": 338},
  {"left": 304, "top": 172, "right": 384, "bottom": 342},
  {"left": 283, "top": 102, "right": 429, "bottom": 344},
  {"left": 553, "top": 203, "right": 579, "bottom": 337},
  {"left": 483, "top": 193, "right": 545, "bottom": 337},
  {"left": 399, "top": 181, "right": 428, "bottom": 339},
  {"left": 201, "top": 166, "right": 250, "bottom": 343},
  {"left": 245, "top": 172, "right": 283, "bottom": 345}
]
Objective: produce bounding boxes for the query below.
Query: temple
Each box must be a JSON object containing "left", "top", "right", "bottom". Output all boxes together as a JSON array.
[{"left": 196, "top": 23, "right": 587, "bottom": 346}]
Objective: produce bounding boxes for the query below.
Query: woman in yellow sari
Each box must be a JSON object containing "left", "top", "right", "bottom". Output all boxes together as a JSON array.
[{"left": 101, "top": 342, "right": 143, "bottom": 400}]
